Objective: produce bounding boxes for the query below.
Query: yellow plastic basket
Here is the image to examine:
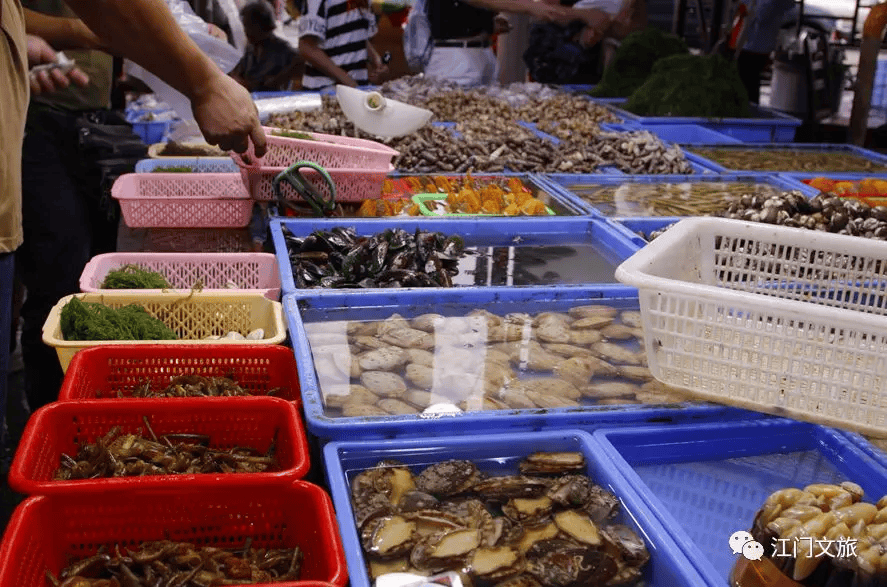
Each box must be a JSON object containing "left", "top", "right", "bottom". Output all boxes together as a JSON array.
[{"left": 43, "top": 292, "right": 286, "bottom": 372}]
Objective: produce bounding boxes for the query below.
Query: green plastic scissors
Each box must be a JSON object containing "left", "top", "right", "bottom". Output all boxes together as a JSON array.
[{"left": 272, "top": 160, "right": 338, "bottom": 217}]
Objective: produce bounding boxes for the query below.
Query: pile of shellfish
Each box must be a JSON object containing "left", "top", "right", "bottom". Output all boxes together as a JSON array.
[
  {"left": 748, "top": 482, "right": 887, "bottom": 585},
  {"left": 351, "top": 451, "right": 650, "bottom": 586},
  {"left": 305, "top": 304, "right": 694, "bottom": 417}
]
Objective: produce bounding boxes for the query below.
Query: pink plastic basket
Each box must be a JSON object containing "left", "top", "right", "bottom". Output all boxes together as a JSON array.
[
  {"left": 111, "top": 172, "right": 253, "bottom": 228},
  {"left": 80, "top": 252, "right": 281, "bottom": 299},
  {"left": 234, "top": 126, "right": 398, "bottom": 170},
  {"left": 239, "top": 165, "right": 391, "bottom": 201}
]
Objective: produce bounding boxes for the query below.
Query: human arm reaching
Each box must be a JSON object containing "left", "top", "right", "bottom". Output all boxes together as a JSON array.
[
  {"left": 62, "top": 0, "right": 266, "bottom": 155},
  {"left": 24, "top": 9, "right": 105, "bottom": 52},
  {"left": 298, "top": 35, "right": 361, "bottom": 87}
]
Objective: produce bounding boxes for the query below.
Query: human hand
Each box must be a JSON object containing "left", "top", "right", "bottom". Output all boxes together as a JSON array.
[
  {"left": 27, "top": 35, "right": 89, "bottom": 95},
  {"left": 207, "top": 23, "right": 228, "bottom": 40},
  {"left": 190, "top": 72, "right": 267, "bottom": 156},
  {"left": 494, "top": 13, "right": 512, "bottom": 34},
  {"left": 528, "top": 1, "right": 568, "bottom": 22}
]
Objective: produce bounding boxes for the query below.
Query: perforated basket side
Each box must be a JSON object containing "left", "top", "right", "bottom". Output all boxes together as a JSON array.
[
  {"left": 240, "top": 166, "right": 388, "bottom": 201},
  {"left": 56, "top": 344, "right": 300, "bottom": 402},
  {"left": 80, "top": 252, "right": 281, "bottom": 299},
  {"left": 0, "top": 483, "right": 347, "bottom": 587},
  {"left": 235, "top": 127, "right": 398, "bottom": 169},
  {"left": 112, "top": 173, "right": 253, "bottom": 228},
  {"left": 43, "top": 292, "right": 287, "bottom": 372}
]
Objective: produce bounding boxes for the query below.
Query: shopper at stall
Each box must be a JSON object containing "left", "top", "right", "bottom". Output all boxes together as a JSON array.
[
  {"left": 296, "top": 0, "right": 387, "bottom": 89},
  {"left": 420, "top": 0, "right": 562, "bottom": 86},
  {"left": 523, "top": 0, "right": 645, "bottom": 84},
  {"left": 726, "top": 0, "right": 795, "bottom": 103},
  {"left": 230, "top": 0, "right": 303, "bottom": 91},
  {"left": 2, "top": 0, "right": 266, "bottom": 444}
]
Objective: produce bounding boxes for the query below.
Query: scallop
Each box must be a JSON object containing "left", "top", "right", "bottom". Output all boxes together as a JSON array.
[
  {"left": 359, "top": 346, "right": 410, "bottom": 371},
  {"left": 361, "top": 371, "right": 408, "bottom": 397},
  {"left": 405, "top": 363, "right": 435, "bottom": 390},
  {"left": 382, "top": 328, "right": 435, "bottom": 350}
]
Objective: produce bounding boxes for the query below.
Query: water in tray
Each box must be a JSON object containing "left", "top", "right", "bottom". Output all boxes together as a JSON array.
[
  {"left": 634, "top": 450, "right": 848, "bottom": 582},
  {"left": 304, "top": 304, "right": 698, "bottom": 418},
  {"left": 455, "top": 244, "right": 618, "bottom": 286}
]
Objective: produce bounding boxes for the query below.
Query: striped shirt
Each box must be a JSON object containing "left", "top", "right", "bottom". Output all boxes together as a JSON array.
[{"left": 297, "top": 0, "right": 378, "bottom": 90}]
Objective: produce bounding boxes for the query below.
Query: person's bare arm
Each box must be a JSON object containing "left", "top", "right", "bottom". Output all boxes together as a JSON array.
[
  {"left": 299, "top": 35, "right": 359, "bottom": 87},
  {"left": 24, "top": 9, "right": 105, "bottom": 51},
  {"left": 63, "top": 0, "right": 266, "bottom": 155}
]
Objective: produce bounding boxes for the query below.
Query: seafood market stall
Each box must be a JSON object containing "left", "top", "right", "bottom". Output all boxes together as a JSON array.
[{"left": 5, "top": 77, "right": 887, "bottom": 587}]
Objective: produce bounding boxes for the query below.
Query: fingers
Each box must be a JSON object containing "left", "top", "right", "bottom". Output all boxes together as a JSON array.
[
  {"left": 49, "top": 67, "right": 72, "bottom": 89},
  {"left": 68, "top": 68, "right": 91, "bottom": 88},
  {"left": 250, "top": 123, "right": 268, "bottom": 158}
]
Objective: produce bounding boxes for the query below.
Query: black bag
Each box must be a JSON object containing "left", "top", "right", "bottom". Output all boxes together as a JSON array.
[
  {"left": 75, "top": 111, "right": 149, "bottom": 254},
  {"left": 523, "top": 21, "right": 601, "bottom": 84}
]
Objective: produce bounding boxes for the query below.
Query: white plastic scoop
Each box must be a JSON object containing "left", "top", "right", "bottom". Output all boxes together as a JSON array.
[{"left": 336, "top": 85, "right": 432, "bottom": 138}]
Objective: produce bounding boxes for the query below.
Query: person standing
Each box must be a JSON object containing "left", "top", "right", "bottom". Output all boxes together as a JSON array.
[
  {"left": 728, "top": 0, "right": 795, "bottom": 104},
  {"left": 230, "top": 0, "right": 303, "bottom": 91},
  {"left": 296, "top": 0, "right": 387, "bottom": 89},
  {"left": 421, "top": 0, "right": 562, "bottom": 87},
  {"left": 1, "top": 0, "right": 265, "bottom": 458}
]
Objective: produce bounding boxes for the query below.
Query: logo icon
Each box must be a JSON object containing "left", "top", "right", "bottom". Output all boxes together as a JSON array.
[
  {"left": 729, "top": 530, "right": 764, "bottom": 560},
  {"left": 742, "top": 540, "right": 765, "bottom": 561},
  {"left": 729, "top": 531, "right": 754, "bottom": 555}
]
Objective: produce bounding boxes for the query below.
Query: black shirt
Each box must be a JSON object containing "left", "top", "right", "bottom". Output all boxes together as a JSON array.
[{"left": 428, "top": 0, "right": 495, "bottom": 40}]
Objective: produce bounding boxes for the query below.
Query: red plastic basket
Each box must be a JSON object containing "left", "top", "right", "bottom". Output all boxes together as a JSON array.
[
  {"left": 111, "top": 172, "right": 254, "bottom": 228},
  {"left": 0, "top": 482, "right": 348, "bottom": 587},
  {"left": 239, "top": 165, "right": 391, "bottom": 202},
  {"left": 57, "top": 344, "right": 301, "bottom": 404},
  {"left": 8, "top": 397, "right": 309, "bottom": 495},
  {"left": 235, "top": 126, "right": 398, "bottom": 170}
]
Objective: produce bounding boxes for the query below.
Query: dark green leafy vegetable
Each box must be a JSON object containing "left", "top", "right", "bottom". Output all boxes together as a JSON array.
[
  {"left": 590, "top": 27, "right": 688, "bottom": 98},
  {"left": 100, "top": 264, "right": 172, "bottom": 289},
  {"left": 624, "top": 53, "right": 752, "bottom": 118},
  {"left": 151, "top": 166, "right": 193, "bottom": 173},
  {"left": 60, "top": 297, "right": 178, "bottom": 341}
]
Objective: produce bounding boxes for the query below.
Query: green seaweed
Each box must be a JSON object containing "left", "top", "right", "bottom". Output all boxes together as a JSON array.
[
  {"left": 623, "top": 53, "right": 752, "bottom": 118},
  {"left": 60, "top": 297, "right": 178, "bottom": 341},
  {"left": 590, "top": 27, "right": 689, "bottom": 98},
  {"left": 152, "top": 166, "right": 193, "bottom": 173},
  {"left": 100, "top": 265, "right": 172, "bottom": 289}
]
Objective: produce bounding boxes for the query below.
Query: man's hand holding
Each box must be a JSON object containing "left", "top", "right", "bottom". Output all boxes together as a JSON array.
[{"left": 26, "top": 35, "right": 89, "bottom": 96}]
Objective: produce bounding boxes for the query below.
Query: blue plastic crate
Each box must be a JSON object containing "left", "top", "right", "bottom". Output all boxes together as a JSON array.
[
  {"left": 602, "top": 102, "right": 803, "bottom": 143},
  {"left": 593, "top": 419, "right": 887, "bottom": 587},
  {"left": 285, "top": 288, "right": 760, "bottom": 444},
  {"left": 840, "top": 431, "right": 887, "bottom": 472},
  {"left": 683, "top": 143, "right": 887, "bottom": 174},
  {"left": 271, "top": 216, "right": 638, "bottom": 295},
  {"left": 134, "top": 157, "right": 238, "bottom": 173},
  {"left": 543, "top": 172, "right": 817, "bottom": 218},
  {"left": 130, "top": 120, "right": 175, "bottom": 145},
  {"left": 601, "top": 123, "right": 743, "bottom": 145},
  {"left": 324, "top": 430, "right": 711, "bottom": 587},
  {"left": 613, "top": 217, "right": 682, "bottom": 247}
]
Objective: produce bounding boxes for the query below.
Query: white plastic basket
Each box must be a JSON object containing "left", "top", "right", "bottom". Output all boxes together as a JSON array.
[
  {"left": 615, "top": 217, "right": 887, "bottom": 437},
  {"left": 80, "top": 252, "right": 281, "bottom": 299}
]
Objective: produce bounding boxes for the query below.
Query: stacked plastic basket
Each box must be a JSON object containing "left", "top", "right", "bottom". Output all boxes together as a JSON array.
[{"left": 5, "top": 86, "right": 887, "bottom": 587}]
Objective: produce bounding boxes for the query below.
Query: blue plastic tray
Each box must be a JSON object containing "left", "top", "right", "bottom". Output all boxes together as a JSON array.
[
  {"left": 684, "top": 143, "right": 887, "bottom": 174},
  {"left": 613, "top": 217, "right": 682, "bottom": 247},
  {"left": 601, "top": 123, "right": 743, "bottom": 145},
  {"left": 593, "top": 419, "right": 887, "bottom": 587},
  {"left": 602, "top": 102, "right": 803, "bottom": 143},
  {"left": 134, "top": 157, "right": 238, "bottom": 173},
  {"left": 840, "top": 431, "right": 887, "bottom": 472},
  {"left": 543, "top": 172, "right": 817, "bottom": 220},
  {"left": 285, "top": 288, "right": 760, "bottom": 444},
  {"left": 271, "top": 216, "right": 638, "bottom": 295},
  {"left": 324, "top": 430, "right": 711, "bottom": 587}
]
